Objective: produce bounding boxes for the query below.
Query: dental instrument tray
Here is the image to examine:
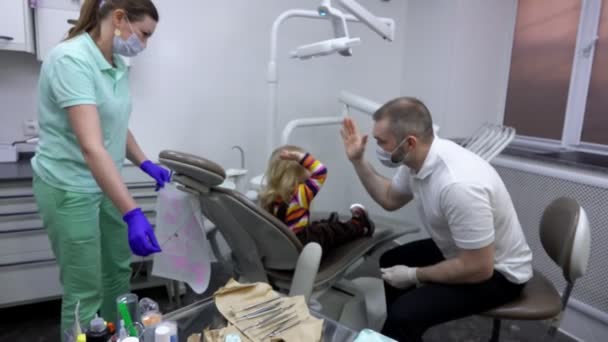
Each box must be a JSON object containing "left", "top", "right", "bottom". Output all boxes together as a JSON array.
[{"left": 185, "top": 279, "right": 325, "bottom": 342}]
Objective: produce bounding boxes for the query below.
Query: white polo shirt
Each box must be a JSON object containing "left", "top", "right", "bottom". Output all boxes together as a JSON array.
[{"left": 391, "top": 137, "right": 533, "bottom": 284}]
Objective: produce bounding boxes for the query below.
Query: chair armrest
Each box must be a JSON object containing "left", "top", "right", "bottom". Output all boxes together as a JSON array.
[{"left": 289, "top": 242, "right": 323, "bottom": 303}]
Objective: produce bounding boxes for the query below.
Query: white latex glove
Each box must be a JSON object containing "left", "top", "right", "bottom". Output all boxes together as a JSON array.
[{"left": 381, "top": 266, "right": 420, "bottom": 289}]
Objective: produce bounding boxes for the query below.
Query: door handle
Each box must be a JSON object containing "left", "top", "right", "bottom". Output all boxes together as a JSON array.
[
  {"left": 0, "top": 36, "right": 15, "bottom": 41},
  {"left": 0, "top": 227, "right": 44, "bottom": 235},
  {"left": 0, "top": 258, "right": 56, "bottom": 268}
]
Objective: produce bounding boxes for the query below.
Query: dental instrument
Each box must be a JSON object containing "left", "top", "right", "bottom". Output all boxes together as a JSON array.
[
  {"left": 247, "top": 311, "right": 298, "bottom": 334},
  {"left": 257, "top": 314, "right": 299, "bottom": 338},
  {"left": 266, "top": 319, "right": 302, "bottom": 339},
  {"left": 232, "top": 296, "right": 281, "bottom": 314},
  {"left": 241, "top": 304, "right": 297, "bottom": 331},
  {"left": 235, "top": 302, "right": 283, "bottom": 321}
]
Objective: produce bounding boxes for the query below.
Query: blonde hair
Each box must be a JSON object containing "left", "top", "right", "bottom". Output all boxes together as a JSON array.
[{"left": 260, "top": 145, "right": 308, "bottom": 212}]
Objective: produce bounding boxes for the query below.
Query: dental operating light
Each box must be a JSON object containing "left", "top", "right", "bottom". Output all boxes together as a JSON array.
[
  {"left": 290, "top": 0, "right": 395, "bottom": 60},
  {"left": 290, "top": 37, "right": 361, "bottom": 60}
]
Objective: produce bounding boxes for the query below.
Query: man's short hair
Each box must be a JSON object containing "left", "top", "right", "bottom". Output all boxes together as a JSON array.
[{"left": 373, "top": 97, "right": 434, "bottom": 143}]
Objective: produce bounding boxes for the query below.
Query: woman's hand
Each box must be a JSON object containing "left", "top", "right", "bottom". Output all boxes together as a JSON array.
[
  {"left": 280, "top": 149, "right": 304, "bottom": 161},
  {"left": 340, "top": 117, "right": 368, "bottom": 162},
  {"left": 140, "top": 160, "right": 171, "bottom": 191},
  {"left": 123, "top": 208, "right": 162, "bottom": 256}
]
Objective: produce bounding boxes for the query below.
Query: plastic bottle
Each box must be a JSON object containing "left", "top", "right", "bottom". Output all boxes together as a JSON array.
[
  {"left": 85, "top": 315, "right": 109, "bottom": 342},
  {"left": 118, "top": 320, "right": 128, "bottom": 341}
]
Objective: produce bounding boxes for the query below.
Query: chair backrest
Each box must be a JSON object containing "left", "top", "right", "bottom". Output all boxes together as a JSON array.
[
  {"left": 159, "top": 150, "right": 303, "bottom": 277},
  {"left": 159, "top": 151, "right": 268, "bottom": 282},
  {"left": 213, "top": 187, "right": 304, "bottom": 269},
  {"left": 539, "top": 197, "right": 591, "bottom": 283},
  {"left": 159, "top": 150, "right": 226, "bottom": 186}
]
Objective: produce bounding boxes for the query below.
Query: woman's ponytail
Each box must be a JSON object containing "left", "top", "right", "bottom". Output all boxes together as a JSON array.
[
  {"left": 65, "top": 0, "right": 158, "bottom": 41},
  {"left": 66, "top": 0, "right": 102, "bottom": 40}
]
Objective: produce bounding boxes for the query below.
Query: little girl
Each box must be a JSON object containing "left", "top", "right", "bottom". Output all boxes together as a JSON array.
[{"left": 260, "top": 145, "right": 375, "bottom": 252}]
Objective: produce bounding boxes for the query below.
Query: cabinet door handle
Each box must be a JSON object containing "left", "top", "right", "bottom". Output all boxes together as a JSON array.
[
  {"left": 0, "top": 227, "right": 44, "bottom": 235},
  {"left": 0, "top": 258, "right": 56, "bottom": 268},
  {"left": 0, "top": 36, "right": 14, "bottom": 41},
  {"left": 67, "top": 19, "right": 78, "bottom": 25}
]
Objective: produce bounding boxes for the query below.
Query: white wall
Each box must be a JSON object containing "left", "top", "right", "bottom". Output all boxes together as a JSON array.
[
  {"left": 346, "top": 0, "right": 520, "bottom": 237},
  {"left": 400, "top": 0, "right": 518, "bottom": 138},
  {"left": 127, "top": 0, "right": 407, "bottom": 213},
  {"left": 0, "top": 0, "right": 517, "bottom": 222},
  {"left": 345, "top": 0, "right": 520, "bottom": 234},
  {"left": 0, "top": 0, "right": 406, "bottom": 213}
]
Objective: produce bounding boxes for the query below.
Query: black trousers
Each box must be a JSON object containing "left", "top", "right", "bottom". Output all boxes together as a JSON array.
[
  {"left": 379, "top": 239, "right": 525, "bottom": 342},
  {"left": 295, "top": 216, "right": 364, "bottom": 253}
]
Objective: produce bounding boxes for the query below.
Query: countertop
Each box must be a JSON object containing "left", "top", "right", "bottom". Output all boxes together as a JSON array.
[
  {"left": 0, "top": 152, "right": 34, "bottom": 182},
  {"left": 502, "top": 147, "right": 608, "bottom": 174}
]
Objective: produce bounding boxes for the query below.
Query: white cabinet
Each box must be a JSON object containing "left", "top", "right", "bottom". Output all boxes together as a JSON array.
[
  {"left": 0, "top": 0, "right": 35, "bottom": 53},
  {"left": 35, "top": 7, "right": 80, "bottom": 61},
  {"left": 33, "top": 0, "right": 132, "bottom": 65},
  {"left": 34, "top": 0, "right": 83, "bottom": 61},
  {"left": 0, "top": 164, "right": 160, "bottom": 308}
]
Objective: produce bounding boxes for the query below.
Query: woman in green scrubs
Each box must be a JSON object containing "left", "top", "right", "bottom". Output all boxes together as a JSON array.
[{"left": 32, "top": 0, "right": 167, "bottom": 338}]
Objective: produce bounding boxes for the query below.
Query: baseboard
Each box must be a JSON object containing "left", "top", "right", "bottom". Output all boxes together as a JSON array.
[
  {"left": 559, "top": 298, "right": 608, "bottom": 342},
  {"left": 558, "top": 329, "right": 585, "bottom": 342}
]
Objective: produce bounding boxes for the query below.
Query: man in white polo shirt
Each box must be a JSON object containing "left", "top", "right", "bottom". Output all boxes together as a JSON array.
[{"left": 340, "top": 97, "right": 532, "bottom": 342}]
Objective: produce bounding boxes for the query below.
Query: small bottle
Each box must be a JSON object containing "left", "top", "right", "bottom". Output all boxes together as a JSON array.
[
  {"left": 106, "top": 322, "right": 116, "bottom": 335},
  {"left": 85, "top": 315, "right": 109, "bottom": 342},
  {"left": 118, "top": 320, "right": 128, "bottom": 341}
]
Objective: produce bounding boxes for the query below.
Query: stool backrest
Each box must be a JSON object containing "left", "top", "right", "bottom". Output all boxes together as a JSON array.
[{"left": 539, "top": 197, "right": 591, "bottom": 283}]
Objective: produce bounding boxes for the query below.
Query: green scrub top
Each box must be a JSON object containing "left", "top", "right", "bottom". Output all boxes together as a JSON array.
[{"left": 32, "top": 33, "right": 131, "bottom": 193}]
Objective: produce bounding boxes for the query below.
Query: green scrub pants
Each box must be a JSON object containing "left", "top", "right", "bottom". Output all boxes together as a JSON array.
[{"left": 33, "top": 174, "right": 132, "bottom": 340}]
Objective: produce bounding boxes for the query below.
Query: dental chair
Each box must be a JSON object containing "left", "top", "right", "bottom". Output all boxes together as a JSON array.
[{"left": 158, "top": 150, "right": 419, "bottom": 329}]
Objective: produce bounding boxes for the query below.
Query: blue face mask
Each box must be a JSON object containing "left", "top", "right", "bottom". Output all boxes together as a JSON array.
[
  {"left": 376, "top": 138, "right": 408, "bottom": 168},
  {"left": 113, "top": 18, "right": 144, "bottom": 57}
]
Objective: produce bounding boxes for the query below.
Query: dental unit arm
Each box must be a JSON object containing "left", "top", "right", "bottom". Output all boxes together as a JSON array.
[
  {"left": 318, "top": 0, "right": 353, "bottom": 56},
  {"left": 288, "top": 0, "right": 396, "bottom": 60},
  {"left": 337, "top": 0, "right": 395, "bottom": 41},
  {"left": 257, "top": 2, "right": 397, "bottom": 195}
]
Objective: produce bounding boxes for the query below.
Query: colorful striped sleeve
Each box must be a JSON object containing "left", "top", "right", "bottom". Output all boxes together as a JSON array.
[{"left": 294, "top": 153, "right": 327, "bottom": 209}]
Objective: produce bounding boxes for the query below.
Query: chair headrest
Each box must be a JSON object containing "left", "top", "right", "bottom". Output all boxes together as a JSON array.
[{"left": 159, "top": 150, "right": 226, "bottom": 187}]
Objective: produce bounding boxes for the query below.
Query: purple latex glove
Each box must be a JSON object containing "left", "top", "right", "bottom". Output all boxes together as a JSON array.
[
  {"left": 140, "top": 160, "right": 171, "bottom": 191},
  {"left": 123, "top": 208, "right": 162, "bottom": 256}
]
